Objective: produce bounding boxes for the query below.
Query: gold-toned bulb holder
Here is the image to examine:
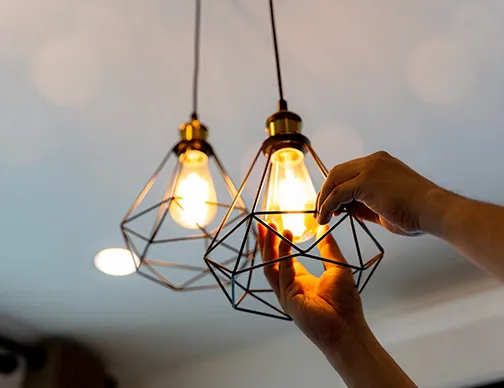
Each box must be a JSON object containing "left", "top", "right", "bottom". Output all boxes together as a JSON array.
[
  {"left": 174, "top": 118, "right": 214, "bottom": 157},
  {"left": 180, "top": 119, "right": 209, "bottom": 142},
  {"left": 263, "top": 109, "right": 309, "bottom": 156},
  {"left": 266, "top": 110, "right": 302, "bottom": 137}
]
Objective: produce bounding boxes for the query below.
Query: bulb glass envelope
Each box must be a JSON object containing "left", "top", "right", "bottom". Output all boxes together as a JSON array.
[
  {"left": 204, "top": 113, "right": 384, "bottom": 320},
  {"left": 121, "top": 120, "right": 255, "bottom": 291}
]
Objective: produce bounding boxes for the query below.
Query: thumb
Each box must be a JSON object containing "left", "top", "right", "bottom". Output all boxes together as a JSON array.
[{"left": 316, "top": 225, "right": 348, "bottom": 269}]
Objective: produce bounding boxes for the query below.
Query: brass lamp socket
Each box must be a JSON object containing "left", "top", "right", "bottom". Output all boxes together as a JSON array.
[
  {"left": 173, "top": 119, "right": 213, "bottom": 157},
  {"left": 179, "top": 119, "right": 209, "bottom": 142},
  {"left": 262, "top": 110, "right": 309, "bottom": 157},
  {"left": 265, "top": 110, "right": 302, "bottom": 137}
]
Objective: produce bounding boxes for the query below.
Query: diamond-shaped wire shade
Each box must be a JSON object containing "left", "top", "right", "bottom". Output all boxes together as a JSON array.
[
  {"left": 204, "top": 134, "right": 384, "bottom": 320},
  {"left": 121, "top": 141, "right": 255, "bottom": 291}
]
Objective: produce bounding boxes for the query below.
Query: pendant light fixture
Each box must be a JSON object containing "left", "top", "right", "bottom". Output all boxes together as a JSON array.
[
  {"left": 120, "top": 0, "right": 254, "bottom": 291},
  {"left": 204, "top": 0, "right": 384, "bottom": 319}
]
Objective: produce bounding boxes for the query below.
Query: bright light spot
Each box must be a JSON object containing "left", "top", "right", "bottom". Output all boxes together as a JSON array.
[
  {"left": 32, "top": 34, "right": 102, "bottom": 106},
  {"left": 276, "top": 170, "right": 312, "bottom": 238},
  {"left": 170, "top": 150, "right": 218, "bottom": 229},
  {"left": 264, "top": 148, "right": 318, "bottom": 243},
  {"left": 172, "top": 173, "right": 213, "bottom": 228},
  {"left": 94, "top": 248, "right": 139, "bottom": 276},
  {"left": 408, "top": 36, "right": 475, "bottom": 106}
]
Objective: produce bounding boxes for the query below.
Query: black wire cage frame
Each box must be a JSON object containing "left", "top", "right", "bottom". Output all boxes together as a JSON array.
[
  {"left": 204, "top": 131, "right": 384, "bottom": 320},
  {"left": 121, "top": 136, "right": 255, "bottom": 291}
]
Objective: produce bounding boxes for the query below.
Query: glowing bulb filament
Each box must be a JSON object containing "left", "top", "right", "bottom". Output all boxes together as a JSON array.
[
  {"left": 277, "top": 171, "right": 310, "bottom": 237},
  {"left": 264, "top": 148, "right": 318, "bottom": 243},
  {"left": 170, "top": 150, "right": 217, "bottom": 229}
]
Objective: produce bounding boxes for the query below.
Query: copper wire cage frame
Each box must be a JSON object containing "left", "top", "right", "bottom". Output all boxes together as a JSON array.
[
  {"left": 120, "top": 138, "right": 255, "bottom": 291},
  {"left": 203, "top": 132, "right": 385, "bottom": 320}
]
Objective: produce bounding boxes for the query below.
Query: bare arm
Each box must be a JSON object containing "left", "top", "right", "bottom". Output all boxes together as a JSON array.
[
  {"left": 325, "top": 328, "right": 416, "bottom": 388},
  {"left": 423, "top": 189, "right": 504, "bottom": 280},
  {"left": 316, "top": 151, "right": 504, "bottom": 280}
]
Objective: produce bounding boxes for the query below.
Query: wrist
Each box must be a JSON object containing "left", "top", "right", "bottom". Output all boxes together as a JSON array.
[
  {"left": 321, "top": 322, "right": 381, "bottom": 369},
  {"left": 323, "top": 325, "right": 417, "bottom": 388},
  {"left": 418, "top": 187, "right": 460, "bottom": 237}
]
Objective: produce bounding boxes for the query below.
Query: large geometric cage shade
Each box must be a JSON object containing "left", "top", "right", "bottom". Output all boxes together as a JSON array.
[
  {"left": 204, "top": 131, "right": 384, "bottom": 320},
  {"left": 121, "top": 135, "right": 255, "bottom": 291}
]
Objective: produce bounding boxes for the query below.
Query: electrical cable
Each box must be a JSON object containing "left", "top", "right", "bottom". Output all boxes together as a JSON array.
[
  {"left": 269, "top": 0, "right": 287, "bottom": 110},
  {"left": 191, "top": 0, "right": 202, "bottom": 120}
]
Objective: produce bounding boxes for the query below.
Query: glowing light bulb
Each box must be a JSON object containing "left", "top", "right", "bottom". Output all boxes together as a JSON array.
[
  {"left": 94, "top": 248, "right": 139, "bottom": 276},
  {"left": 170, "top": 150, "right": 217, "bottom": 229},
  {"left": 264, "top": 148, "right": 318, "bottom": 243}
]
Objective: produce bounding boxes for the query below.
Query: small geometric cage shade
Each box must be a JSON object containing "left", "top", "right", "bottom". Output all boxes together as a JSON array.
[
  {"left": 204, "top": 132, "right": 384, "bottom": 320},
  {"left": 121, "top": 137, "right": 255, "bottom": 291}
]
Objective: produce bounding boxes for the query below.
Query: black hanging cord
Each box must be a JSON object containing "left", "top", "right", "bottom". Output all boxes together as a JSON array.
[
  {"left": 269, "top": 0, "right": 287, "bottom": 110},
  {"left": 191, "top": 0, "right": 201, "bottom": 120}
]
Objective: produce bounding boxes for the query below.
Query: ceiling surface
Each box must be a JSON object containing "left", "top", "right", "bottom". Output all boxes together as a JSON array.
[{"left": 2, "top": 0, "right": 504, "bottom": 381}]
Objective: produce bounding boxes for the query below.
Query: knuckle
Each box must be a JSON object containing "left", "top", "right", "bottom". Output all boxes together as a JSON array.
[
  {"left": 327, "top": 166, "right": 339, "bottom": 181},
  {"left": 353, "top": 183, "right": 363, "bottom": 201},
  {"left": 328, "top": 165, "right": 338, "bottom": 175},
  {"left": 372, "top": 150, "right": 391, "bottom": 159},
  {"left": 366, "top": 151, "right": 391, "bottom": 172},
  {"left": 325, "top": 190, "right": 341, "bottom": 206},
  {"left": 363, "top": 159, "right": 379, "bottom": 175}
]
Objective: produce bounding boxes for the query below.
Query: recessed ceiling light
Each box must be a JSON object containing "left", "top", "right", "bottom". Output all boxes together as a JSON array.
[{"left": 94, "top": 248, "right": 139, "bottom": 276}]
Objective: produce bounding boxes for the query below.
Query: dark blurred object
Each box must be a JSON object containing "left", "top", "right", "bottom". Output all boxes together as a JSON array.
[
  {"left": 106, "top": 376, "right": 118, "bottom": 388},
  {"left": 0, "top": 353, "right": 19, "bottom": 374},
  {"left": 470, "top": 381, "right": 504, "bottom": 388},
  {"left": 24, "top": 339, "right": 109, "bottom": 388},
  {"left": 1, "top": 335, "right": 118, "bottom": 387},
  {"left": 0, "top": 334, "right": 46, "bottom": 371}
]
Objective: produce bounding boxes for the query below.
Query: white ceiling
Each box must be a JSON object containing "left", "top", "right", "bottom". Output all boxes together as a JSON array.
[{"left": 2, "top": 0, "right": 504, "bottom": 382}]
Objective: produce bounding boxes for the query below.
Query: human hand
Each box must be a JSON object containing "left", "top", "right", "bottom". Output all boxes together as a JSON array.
[
  {"left": 316, "top": 151, "right": 440, "bottom": 236},
  {"left": 257, "top": 223, "right": 368, "bottom": 353}
]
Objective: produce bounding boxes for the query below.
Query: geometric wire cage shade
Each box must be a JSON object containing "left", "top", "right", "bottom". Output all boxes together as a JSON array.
[
  {"left": 119, "top": 0, "right": 258, "bottom": 291},
  {"left": 121, "top": 137, "right": 255, "bottom": 291},
  {"left": 204, "top": 131, "right": 384, "bottom": 319}
]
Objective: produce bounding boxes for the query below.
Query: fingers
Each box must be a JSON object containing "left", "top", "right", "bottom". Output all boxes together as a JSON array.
[
  {"left": 317, "top": 178, "right": 361, "bottom": 224},
  {"left": 263, "top": 223, "right": 279, "bottom": 261},
  {"left": 258, "top": 223, "right": 280, "bottom": 296},
  {"left": 278, "top": 230, "right": 296, "bottom": 290},
  {"left": 316, "top": 225, "right": 348, "bottom": 270},
  {"left": 258, "top": 225, "right": 301, "bottom": 299},
  {"left": 257, "top": 222, "right": 266, "bottom": 251},
  {"left": 317, "top": 158, "right": 365, "bottom": 214},
  {"left": 347, "top": 202, "right": 380, "bottom": 225}
]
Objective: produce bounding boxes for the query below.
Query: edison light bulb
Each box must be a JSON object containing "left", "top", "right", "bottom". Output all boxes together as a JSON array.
[
  {"left": 264, "top": 147, "right": 318, "bottom": 243},
  {"left": 170, "top": 150, "right": 217, "bottom": 229}
]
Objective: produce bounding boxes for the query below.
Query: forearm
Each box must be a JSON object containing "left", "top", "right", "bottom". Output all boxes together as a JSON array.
[
  {"left": 421, "top": 188, "right": 504, "bottom": 280},
  {"left": 324, "top": 327, "right": 417, "bottom": 388}
]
